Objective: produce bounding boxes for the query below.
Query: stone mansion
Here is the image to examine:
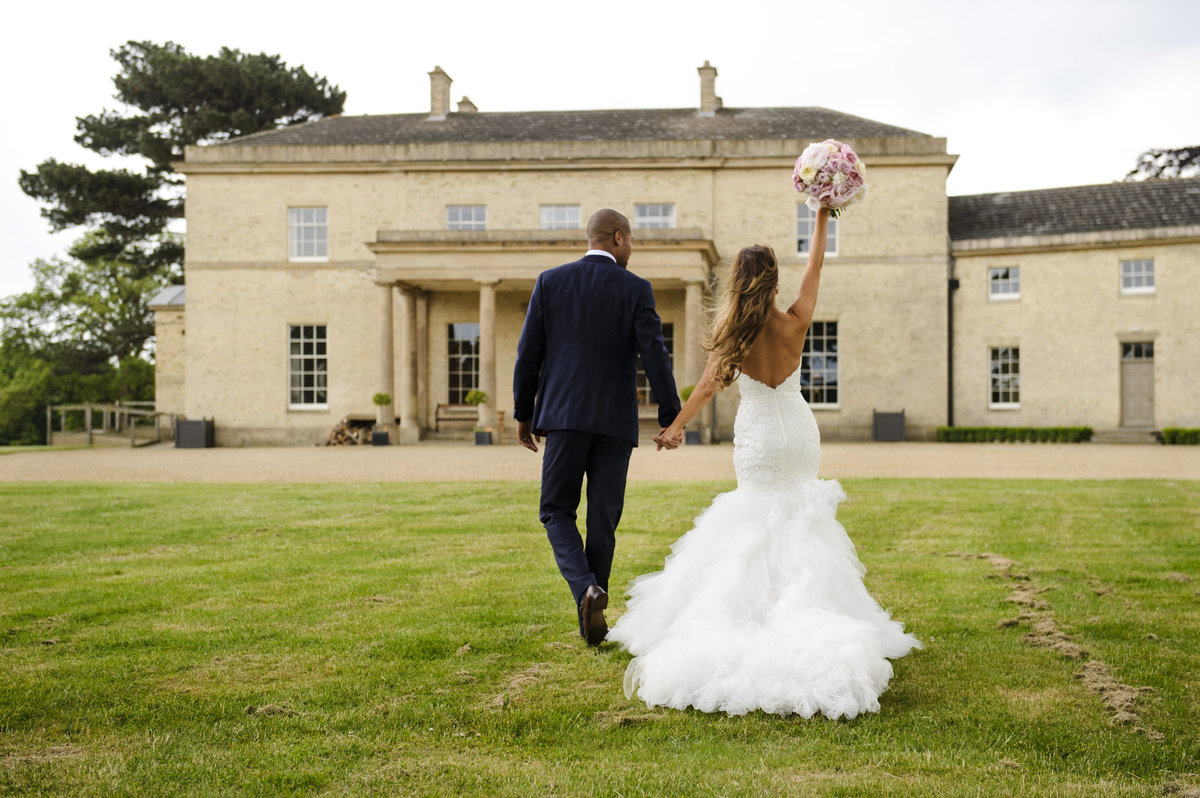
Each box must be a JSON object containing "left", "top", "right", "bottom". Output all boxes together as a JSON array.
[{"left": 151, "top": 64, "right": 1200, "bottom": 445}]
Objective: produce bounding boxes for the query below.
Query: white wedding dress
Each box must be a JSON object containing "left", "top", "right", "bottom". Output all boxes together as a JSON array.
[{"left": 608, "top": 365, "right": 921, "bottom": 718}]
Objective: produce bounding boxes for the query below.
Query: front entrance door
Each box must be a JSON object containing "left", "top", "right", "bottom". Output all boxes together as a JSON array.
[{"left": 1120, "top": 342, "right": 1155, "bottom": 427}]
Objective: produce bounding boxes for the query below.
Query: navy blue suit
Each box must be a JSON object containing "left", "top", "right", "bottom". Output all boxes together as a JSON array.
[{"left": 513, "top": 253, "right": 680, "bottom": 625}]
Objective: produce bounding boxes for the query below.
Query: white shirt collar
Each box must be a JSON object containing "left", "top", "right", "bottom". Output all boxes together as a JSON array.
[{"left": 584, "top": 249, "right": 617, "bottom": 262}]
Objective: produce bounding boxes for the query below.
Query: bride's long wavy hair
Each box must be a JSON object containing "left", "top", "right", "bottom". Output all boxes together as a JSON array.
[{"left": 704, "top": 245, "right": 779, "bottom": 388}]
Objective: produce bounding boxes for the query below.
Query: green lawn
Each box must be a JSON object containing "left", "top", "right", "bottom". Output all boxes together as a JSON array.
[{"left": 1, "top": 480, "right": 1197, "bottom": 796}]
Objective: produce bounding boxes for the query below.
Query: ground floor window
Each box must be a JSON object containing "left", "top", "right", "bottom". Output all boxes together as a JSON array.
[
  {"left": 636, "top": 324, "right": 674, "bottom": 405},
  {"left": 989, "top": 346, "right": 1020, "bottom": 407},
  {"left": 288, "top": 324, "right": 327, "bottom": 407},
  {"left": 448, "top": 323, "right": 480, "bottom": 404},
  {"left": 801, "top": 321, "right": 838, "bottom": 405}
]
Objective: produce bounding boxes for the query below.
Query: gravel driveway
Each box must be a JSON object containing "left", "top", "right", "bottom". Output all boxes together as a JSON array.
[{"left": 2, "top": 441, "right": 1197, "bottom": 482}]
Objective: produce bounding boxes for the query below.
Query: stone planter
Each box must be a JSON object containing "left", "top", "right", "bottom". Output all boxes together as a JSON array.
[
  {"left": 685, "top": 429, "right": 702, "bottom": 445},
  {"left": 371, "top": 430, "right": 390, "bottom": 446},
  {"left": 474, "top": 430, "right": 493, "bottom": 446}
]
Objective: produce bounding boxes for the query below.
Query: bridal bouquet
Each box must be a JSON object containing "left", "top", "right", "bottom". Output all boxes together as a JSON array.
[{"left": 792, "top": 139, "right": 868, "bottom": 218}]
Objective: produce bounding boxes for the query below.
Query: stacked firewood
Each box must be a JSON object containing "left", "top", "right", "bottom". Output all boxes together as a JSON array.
[{"left": 324, "top": 419, "right": 359, "bottom": 446}]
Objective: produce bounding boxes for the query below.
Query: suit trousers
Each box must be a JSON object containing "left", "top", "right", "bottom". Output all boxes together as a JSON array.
[{"left": 539, "top": 429, "right": 634, "bottom": 629}]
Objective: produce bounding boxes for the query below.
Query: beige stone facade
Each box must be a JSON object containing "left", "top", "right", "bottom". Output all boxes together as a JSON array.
[
  {"left": 951, "top": 230, "right": 1200, "bottom": 433},
  {"left": 162, "top": 65, "right": 1198, "bottom": 446},
  {"left": 147, "top": 286, "right": 185, "bottom": 419}
]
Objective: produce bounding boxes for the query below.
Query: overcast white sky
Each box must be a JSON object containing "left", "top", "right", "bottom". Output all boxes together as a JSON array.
[{"left": 2, "top": 0, "right": 1197, "bottom": 298}]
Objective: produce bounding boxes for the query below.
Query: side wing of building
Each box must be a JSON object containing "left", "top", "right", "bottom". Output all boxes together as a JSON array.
[{"left": 949, "top": 179, "right": 1200, "bottom": 434}]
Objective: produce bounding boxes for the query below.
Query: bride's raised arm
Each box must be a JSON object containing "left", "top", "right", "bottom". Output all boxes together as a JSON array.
[{"left": 786, "top": 206, "right": 831, "bottom": 330}]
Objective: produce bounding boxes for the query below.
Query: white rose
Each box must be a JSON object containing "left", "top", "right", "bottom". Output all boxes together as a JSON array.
[
  {"left": 803, "top": 142, "right": 829, "bottom": 169},
  {"left": 832, "top": 172, "right": 847, "bottom": 186}
]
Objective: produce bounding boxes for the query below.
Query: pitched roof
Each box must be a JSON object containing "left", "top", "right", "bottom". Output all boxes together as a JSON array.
[
  {"left": 220, "top": 107, "right": 930, "bottom": 147},
  {"left": 949, "top": 178, "right": 1200, "bottom": 240}
]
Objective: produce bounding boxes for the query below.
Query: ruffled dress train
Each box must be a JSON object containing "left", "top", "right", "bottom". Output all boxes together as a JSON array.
[{"left": 607, "top": 367, "right": 920, "bottom": 718}]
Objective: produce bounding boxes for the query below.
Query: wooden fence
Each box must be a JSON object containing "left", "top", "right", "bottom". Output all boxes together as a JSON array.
[{"left": 46, "top": 403, "right": 178, "bottom": 448}]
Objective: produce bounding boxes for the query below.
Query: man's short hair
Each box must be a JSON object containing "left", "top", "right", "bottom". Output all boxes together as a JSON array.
[{"left": 587, "top": 209, "right": 631, "bottom": 244}]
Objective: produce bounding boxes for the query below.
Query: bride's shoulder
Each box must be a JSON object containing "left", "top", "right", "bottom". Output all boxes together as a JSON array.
[{"left": 769, "top": 308, "right": 808, "bottom": 337}]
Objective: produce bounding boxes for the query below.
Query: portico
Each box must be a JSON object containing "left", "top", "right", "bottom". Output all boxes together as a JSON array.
[{"left": 369, "top": 228, "right": 718, "bottom": 443}]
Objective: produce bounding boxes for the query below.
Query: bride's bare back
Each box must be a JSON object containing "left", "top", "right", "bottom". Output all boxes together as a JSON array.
[{"left": 739, "top": 308, "right": 809, "bottom": 389}]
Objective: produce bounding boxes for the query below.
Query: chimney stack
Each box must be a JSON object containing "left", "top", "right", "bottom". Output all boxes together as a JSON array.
[
  {"left": 698, "top": 61, "right": 720, "bottom": 117},
  {"left": 428, "top": 66, "right": 452, "bottom": 120},
  {"left": 457, "top": 96, "right": 477, "bottom": 113}
]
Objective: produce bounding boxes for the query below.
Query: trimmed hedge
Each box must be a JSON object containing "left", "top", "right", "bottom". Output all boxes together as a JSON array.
[
  {"left": 936, "top": 426, "right": 1093, "bottom": 443},
  {"left": 1162, "top": 428, "right": 1200, "bottom": 445}
]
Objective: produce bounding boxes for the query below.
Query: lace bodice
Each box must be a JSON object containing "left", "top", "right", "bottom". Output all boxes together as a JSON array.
[{"left": 732, "top": 365, "right": 821, "bottom": 491}]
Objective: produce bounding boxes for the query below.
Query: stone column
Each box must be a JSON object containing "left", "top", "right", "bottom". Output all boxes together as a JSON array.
[
  {"left": 476, "top": 279, "right": 499, "bottom": 436},
  {"left": 376, "top": 283, "right": 396, "bottom": 435},
  {"left": 398, "top": 289, "right": 420, "bottom": 444},
  {"left": 415, "top": 294, "right": 429, "bottom": 430},
  {"left": 683, "top": 279, "right": 711, "bottom": 441}
]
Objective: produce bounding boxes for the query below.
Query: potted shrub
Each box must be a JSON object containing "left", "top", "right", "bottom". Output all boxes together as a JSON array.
[
  {"left": 371, "top": 392, "right": 392, "bottom": 446},
  {"left": 680, "top": 385, "right": 702, "bottom": 445},
  {"left": 465, "top": 389, "right": 492, "bottom": 445}
]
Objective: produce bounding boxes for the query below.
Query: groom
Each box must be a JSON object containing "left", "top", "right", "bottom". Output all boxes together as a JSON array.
[{"left": 513, "top": 208, "right": 681, "bottom": 646}]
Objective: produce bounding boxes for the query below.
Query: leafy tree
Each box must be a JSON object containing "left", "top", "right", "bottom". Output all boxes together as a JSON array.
[
  {"left": 19, "top": 40, "right": 345, "bottom": 268},
  {"left": 0, "top": 233, "right": 174, "bottom": 371},
  {"left": 0, "top": 346, "right": 52, "bottom": 445},
  {"left": 3, "top": 42, "right": 344, "bottom": 444},
  {"left": 0, "top": 340, "right": 155, "bottom": 445},
  {"left": 1125, "top": 146, "right": 1200, "bottom": 181}
]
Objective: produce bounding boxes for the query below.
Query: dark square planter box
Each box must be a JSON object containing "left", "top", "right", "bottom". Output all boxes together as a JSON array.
[
  {"left": 684, "top": 430, "right": 703, "bottom": 445},
  {"left": 873, "top": 410, "right": 905, "bottom": 442},
  {"left": 175, "top": 418, "right": 215, "bottom": 448},
  {"left": 371, "top": 430, "right": 390, "bottom": 446},
  {"left": 474, "top": 431, "right": 493, "bottom": 446}
]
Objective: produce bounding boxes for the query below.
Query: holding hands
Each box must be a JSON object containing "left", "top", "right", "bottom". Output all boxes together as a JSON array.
[{"left": 655, "top": 427, "right": 683, "bottom": 451}]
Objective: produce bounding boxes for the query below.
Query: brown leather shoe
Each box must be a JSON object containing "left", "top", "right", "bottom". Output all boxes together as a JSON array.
[{"left": 580, "top": 584, "right": 608, "bottom": 647}]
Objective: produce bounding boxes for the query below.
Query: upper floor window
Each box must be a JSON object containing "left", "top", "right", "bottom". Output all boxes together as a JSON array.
[
  {"left": 539, "top": 205, "right": 581, "bottom": 230},
  {"left": 288, "top": 324, "right": 328, "bottom": 408},
  {"left": 988, "top": 267, "right": 1020, "bottom": 300},
  {"left": 636, "top": 323, "right": 674, "bottom": 405},
  {"left": 1120, "top": 259, "right": 1154, "bottom": 295},
  {"left": 447, "top": 205, "right": 486, "bottom": 231},
  {"left": 288, "top": 207, "right": 328, "bottom": 261},
  {"left": 635, "top": 203, "right": 675, "bottom": 229},
  {"left": 797, "top": 206, "right": 838, "bottom": 256},
  {"left": 989, "top": 346, "right": 1020, "bottom": 408},
  {"left": 801, "top": 321, "right": 839, "bottom": 406}
]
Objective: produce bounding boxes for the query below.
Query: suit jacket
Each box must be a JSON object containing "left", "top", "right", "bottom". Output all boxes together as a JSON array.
[{"left": 513, "top": 254, "right": 681, "bottom": 445}]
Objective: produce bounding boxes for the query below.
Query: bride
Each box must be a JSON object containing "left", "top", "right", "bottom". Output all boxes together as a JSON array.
[{"left": 607, "top": 207, "right": 921, "bottom": 719}]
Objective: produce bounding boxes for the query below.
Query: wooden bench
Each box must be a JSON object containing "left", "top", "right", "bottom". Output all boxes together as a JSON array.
[{"left": 434, "top": 404, "right": 506, "bottom": 433}]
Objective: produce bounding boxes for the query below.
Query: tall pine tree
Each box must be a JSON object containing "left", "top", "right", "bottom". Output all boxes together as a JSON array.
[
  {"left": 19, "top": 40, "right": 345, "bottom": 269},
  {"left": 1125, "top": 145, "right": 1199, "bottom": 181}
]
